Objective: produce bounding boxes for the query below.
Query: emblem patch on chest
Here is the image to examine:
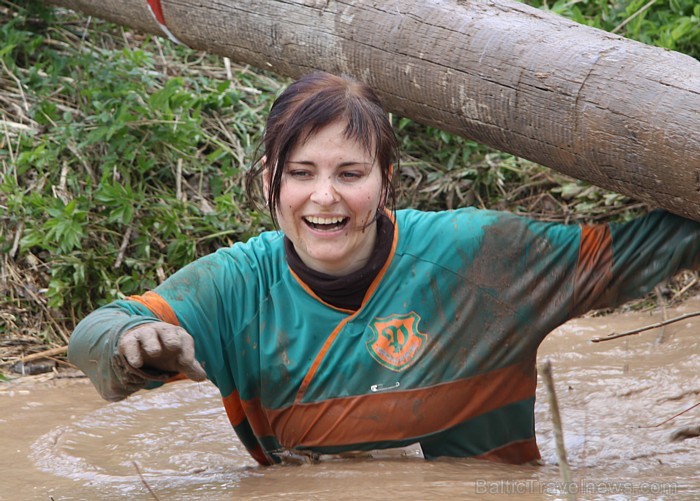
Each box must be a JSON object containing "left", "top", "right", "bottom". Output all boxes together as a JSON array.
[{"left": 366, "top": 312, "right": 428, "bottom": 371}]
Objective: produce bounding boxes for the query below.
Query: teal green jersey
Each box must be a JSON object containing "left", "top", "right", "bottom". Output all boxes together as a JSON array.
[{"left": 68, "top": 208, "right": 700, "bottom": 465}]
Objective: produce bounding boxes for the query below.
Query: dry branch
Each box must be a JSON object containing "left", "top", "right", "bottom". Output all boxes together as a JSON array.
[
  {"left": 591, "top": 310, "right": 700, "bottom": 343},
  {"left": 132, "top": 461, "right": 161, "bottom": 501},
  {"left": 19, "top": 346, "right": 68, "bottom": 363},
  {"left": 538, "top": 360, "right": 576, "bottom": 501},
  {"left": 642, "top": 401, "right": 700, "bottom": 429}
]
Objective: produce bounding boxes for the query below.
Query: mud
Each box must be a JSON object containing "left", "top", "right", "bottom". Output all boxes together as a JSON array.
[{"left": 1, "top": 296, "right": 698, "bottom": 500}]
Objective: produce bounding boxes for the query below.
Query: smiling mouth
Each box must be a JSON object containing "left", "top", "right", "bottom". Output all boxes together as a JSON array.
[{"left": 304, "top": 215, "right": 349, "bottom": 231}]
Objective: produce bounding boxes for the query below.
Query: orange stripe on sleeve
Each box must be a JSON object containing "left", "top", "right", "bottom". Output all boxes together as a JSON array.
[
  {"left": 577, "top": 225, "right": 612, "bottom": 273},
  {"left": 126, "top": 292, "right": 190, "bottom": 382},
  {"left": 119, "top": 292, "right": 194, "bottom": 385},
  {"left": 127, "top": 291, "right": 180, "bottom": 326},
  {"left": 573, "top": 224, "right": 613, "bottom": 313}
]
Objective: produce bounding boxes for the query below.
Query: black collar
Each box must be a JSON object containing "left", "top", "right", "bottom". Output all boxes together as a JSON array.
[{"left": 284, "top": 212, "right": 394, "bottom": 310}]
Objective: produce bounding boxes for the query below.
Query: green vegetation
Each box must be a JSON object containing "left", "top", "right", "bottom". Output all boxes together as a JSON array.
[
  {"left": 525, "top": 0, "right": 700, "bottom": 59},
  {"left": 0, "top": 1, "right": 697, "bottom": 368},
  {"left": 1, "top": 3, "right": 286, "bottom": 350}
]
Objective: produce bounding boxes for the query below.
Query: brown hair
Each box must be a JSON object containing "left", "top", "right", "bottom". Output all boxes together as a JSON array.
[{"left": 245, "top": 72, "right": 398, "bottom": 226}]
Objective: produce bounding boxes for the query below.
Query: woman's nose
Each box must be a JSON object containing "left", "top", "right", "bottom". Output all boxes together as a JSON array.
[{"left": 309, "top": 176, "right": 340, "bottom": 205}]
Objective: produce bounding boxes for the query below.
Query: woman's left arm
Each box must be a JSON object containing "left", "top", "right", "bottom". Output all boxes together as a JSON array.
[{"left": 573, "top": 210, "right": 700, "bottom": 314}]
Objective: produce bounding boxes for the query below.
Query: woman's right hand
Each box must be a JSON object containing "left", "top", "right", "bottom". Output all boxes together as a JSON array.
[{"left": 118, "top": 322, "right": 207, "bottom": 381}]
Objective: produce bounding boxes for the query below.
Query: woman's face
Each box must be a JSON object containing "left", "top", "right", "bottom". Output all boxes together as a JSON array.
[{"left": 269, "top": 120, "right": 385, "bottom": 276}]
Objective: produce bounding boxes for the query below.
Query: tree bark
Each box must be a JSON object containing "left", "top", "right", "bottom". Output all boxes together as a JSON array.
[{"left": 47, "top": 0, "right": 700, "bottom": 221}]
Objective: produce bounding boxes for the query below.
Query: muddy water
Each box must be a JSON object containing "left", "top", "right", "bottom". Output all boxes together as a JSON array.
[{"left": 1, "top": 297, "right": 699, "bottom": 500}]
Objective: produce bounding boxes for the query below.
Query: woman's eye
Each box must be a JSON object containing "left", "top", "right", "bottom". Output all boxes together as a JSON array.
[
  {"left": 288, "top": 170, "right": 310, "bottom": 178},
  {"left": 340, "top": 171, "right": 361, "bottom": 180}
]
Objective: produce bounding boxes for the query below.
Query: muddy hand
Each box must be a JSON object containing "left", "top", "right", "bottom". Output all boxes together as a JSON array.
[{"left": 119, "top": 322, "right": 207, "bottom": 381}]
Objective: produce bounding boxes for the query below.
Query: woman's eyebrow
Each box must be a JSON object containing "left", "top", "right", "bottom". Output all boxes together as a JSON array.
[{"left": 287, "top": 160, "right": 372, "bottom": 168}]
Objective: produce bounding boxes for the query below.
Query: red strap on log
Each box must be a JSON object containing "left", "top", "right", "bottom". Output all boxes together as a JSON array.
[
  {"left": 145, "top": 0, "right": 185, "bottom": 45},
  {"left": 146, "top": 0, "right": 166, "bottom": 24}
]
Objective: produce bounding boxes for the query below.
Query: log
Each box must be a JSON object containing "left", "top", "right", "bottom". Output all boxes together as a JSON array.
[{"left": 47, "top": 0, "right": 700, "bottom": 221}]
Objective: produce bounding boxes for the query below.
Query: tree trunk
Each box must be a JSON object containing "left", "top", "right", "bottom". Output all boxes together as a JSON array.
[{"left": 47, "top": 0, "right": 700, "bottom": 221}]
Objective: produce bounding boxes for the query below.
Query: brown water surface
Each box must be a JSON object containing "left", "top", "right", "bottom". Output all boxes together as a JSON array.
[{"left": 1, "top": 296, "right": 699, "bottom": 500}]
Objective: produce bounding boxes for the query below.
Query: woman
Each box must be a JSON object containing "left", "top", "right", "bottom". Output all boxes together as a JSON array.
[{"left": 68, "top": 71, "right": 700, "bottom": 466}]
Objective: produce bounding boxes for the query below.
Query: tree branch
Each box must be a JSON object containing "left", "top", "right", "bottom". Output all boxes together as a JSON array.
[{"left": 591, "top": 310, "right": 700, "bottom": 343}]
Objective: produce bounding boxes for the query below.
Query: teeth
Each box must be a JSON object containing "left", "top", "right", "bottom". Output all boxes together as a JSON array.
[{"left": 305, "top": 216, "right": 345, "bottom": 225}]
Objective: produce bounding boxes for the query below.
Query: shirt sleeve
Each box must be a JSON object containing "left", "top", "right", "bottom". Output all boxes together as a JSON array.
[
  {"left": 67, "top": 303, "right": 172, "bottom": 401},
  {"left": 572, "top": 210, "right": 700, "bottom": 315},
  {"left": 68, "top": 241, "right": 267, "bottom": 401}
]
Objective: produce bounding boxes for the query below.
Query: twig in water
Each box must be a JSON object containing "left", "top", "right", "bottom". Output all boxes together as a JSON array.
[
  {"left": 640, "top": 402, "right": 700, "bottom": 429},
  {"left": 654, "top": 285, "right": 668, "bottom": 344},
  {"left": 132, "top": 461, "right": 160, "bottom": 501},
  {"left": 538, "top": 360, "right": 576, "bottom": 501},
  {"left": 591, "top": 310, "right": 700, "bottom": 343}
]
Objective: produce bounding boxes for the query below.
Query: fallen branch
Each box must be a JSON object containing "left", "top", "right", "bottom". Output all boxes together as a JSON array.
[
  {"left": 19, "top": 346, "right": 67, "bottom": 363},
  {"left": 132, "top": 461, "right": 161, "bottom": 501},
  {"left": 640, "top": 401, "right": 700, "bottom": 428},
  {"left": 591, "top": 310, "right": 700, "bottom": 343},
  {"left": 672, "top": 276, "right": 698, "bottom": 302},
  {"left": 114, "top": 226, "right": 133, "bottom": 269},
  {"left": 538, "top": 360, "right": 576, "bottom": 501},
  {"left": 653, "top": 285, "right": 668, "bottom": 344}
]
